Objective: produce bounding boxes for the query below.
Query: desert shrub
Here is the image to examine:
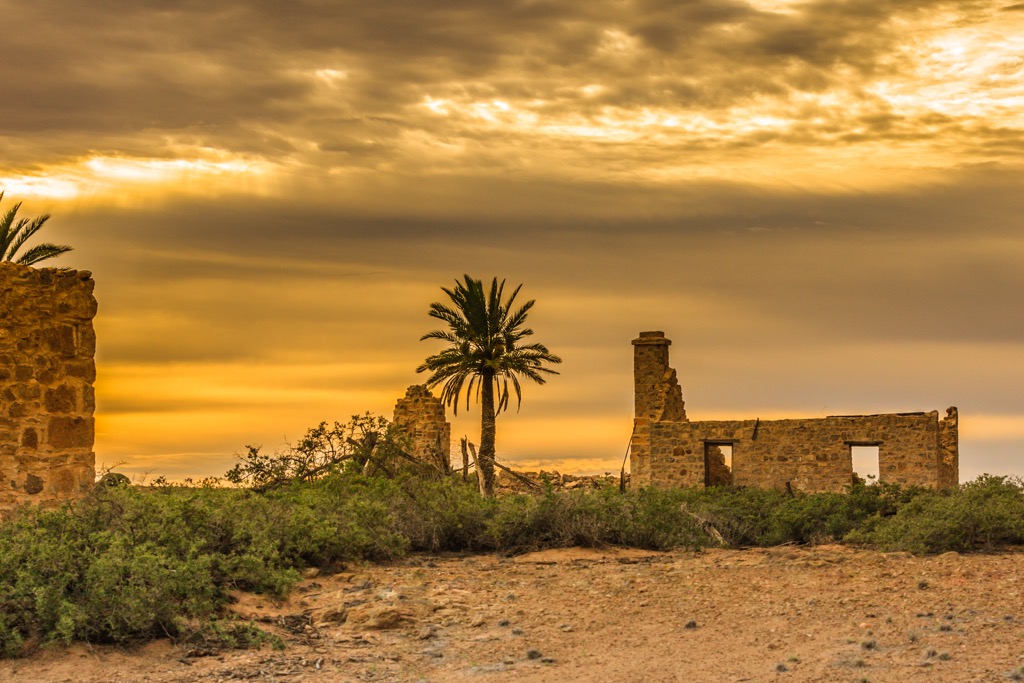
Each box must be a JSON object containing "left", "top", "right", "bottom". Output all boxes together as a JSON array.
[
  {"left": 78, "top": 539, "right": 219, "bottom": 643},
  {"left": 613, "top": 487, "right": 708, "bottom": 550},
  {"left": 846, "top": 480, "right": 924, "bottom": 517},
  {"left": 3, "top": 467, "right": 1019, "bottom": 658},
  {"left": 761, "top": 492, "right": 854, "bottom": 544},
  {"left": 225, "top": 413, "right": 415, "bottom": 491},
  {"left": 248, "top": 476, "right": 409, "bottom": 568},
  {"left": 0, "top": 475, "right": 412, "bottom": 655},
  {"left": 178, "top": 619, "right": 284, "bottom": 651},
  {"left": 848, "top": 475, "right": 1024, "bottom": 553},
  {"left": 387, "top": 476, "right": 495, "bottom": 552},
  {"left": 484, "top": 487, "right": 707, "bottom": 552},
  {"left": 0, "top": 497, "right": 222, "bottom": 654},
  {"left": 485, "top": 490, "right": 552, "bottom": 551},
  {"left": 488, "top": 488, "right": 584, "bottom": 551},
  {"left": 486, "top": 487, "right": 612, "bottom": 551},
  {"left": 676, "top": 480, "right": 931, "bottom": 548},
  {"left": 685, "top": 486, "right": 793, "bottom": 546},
  {"left": 555, "top": 488, "right": 627, "bottom": 547}
]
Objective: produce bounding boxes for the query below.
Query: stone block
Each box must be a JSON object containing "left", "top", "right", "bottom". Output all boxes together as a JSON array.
[
  {"left": 83, "top": 385, "right": 95, "bottom": 412},
  {"left": 77, "top": 325, "right": 97, "bottom": 356},
  {"left": 16, "top": 383, "right": 41, "bottom": 400},
  {"left": 65, "top": 361, "right": 97, "bottom": 382},
  {"left": 45, "top": 385, "right": 77, "bottom": 413},
  {"left": 45, "top": 325, "right": 77, "bottom": 357},
  {"left": 25, "top": 473, "right": 43, "bottom": 495},
  {"left": 47, "top": 416, "right": 94, "bottom": 449}
]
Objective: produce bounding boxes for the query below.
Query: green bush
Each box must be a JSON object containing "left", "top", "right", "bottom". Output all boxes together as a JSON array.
[
  {"left": 613, "top": 487, "right": 706, "bottom": 549},
  {"left": 686, "top": 486, "right": 793, "bottom": 546},
  {"left": 847, "top": 475, "right": 1024, "bottom": 553},
  {"left": 391, "top": 476, "right": 495, "bottom": 552},
  {"left": 0, "top": 476, "right": 413, "bottom": 655},
  {"left": 2, "top": 470, "right": 1021, "bottom": 658},
  {"left": 482, "top": 487, "right": 708, "bottom": 552},
  {"left": 0, "top": 495, "right": 222, "bottom": 654}
]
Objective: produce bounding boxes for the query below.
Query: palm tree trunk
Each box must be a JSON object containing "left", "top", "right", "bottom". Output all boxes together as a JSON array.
[{"left": 479, "top": 369, "right": 497, "bottom": 496}]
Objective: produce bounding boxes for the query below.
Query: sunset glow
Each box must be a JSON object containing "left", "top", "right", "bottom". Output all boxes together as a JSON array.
[{"left": 2, "top": 0, "right": 1022, "bottom": 481}]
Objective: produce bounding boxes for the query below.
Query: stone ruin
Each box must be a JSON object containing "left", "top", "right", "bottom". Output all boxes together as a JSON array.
[
  {"left": 392, "top": 384, "right": 451, "bottom": 472},
  {"left": 630, "top": 331, "right": 959, "bottom": 493},
  {"left": 1, "top": 262, "right": 98, "bottom": 513},
  {"left": 389, "top": 385, "right": 623, "bottom": 492}
]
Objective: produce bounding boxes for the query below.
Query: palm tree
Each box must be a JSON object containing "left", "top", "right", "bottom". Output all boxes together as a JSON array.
[
  {"left": 418, "top": 275, "right": 562, "bottom": 496},
  {"left": 0, "top": 192, "right": 72, "bottom": 265}
]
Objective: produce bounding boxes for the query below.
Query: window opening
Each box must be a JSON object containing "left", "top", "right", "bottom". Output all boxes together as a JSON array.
[
  {"left": 704, "top": 442, "right": 733, "bottom": 487},
  {"left": 851, "top": 445, "right": 880, "bottom": 485}
]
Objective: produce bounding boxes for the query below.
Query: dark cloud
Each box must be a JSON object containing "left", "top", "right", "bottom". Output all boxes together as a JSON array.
[{"left": 2, "top": 0, "right": 1018, "bottom": 174}]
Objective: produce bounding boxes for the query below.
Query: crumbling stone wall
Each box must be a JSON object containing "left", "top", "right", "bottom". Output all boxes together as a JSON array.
[
  {"left": 392, "top": 385, "right": 451, "bottom": 472},
  {"left": 631, "top": 331, "right": 687, "bottom": 489},
  {"left": 1, "top": 263, "right": 97, "bottom": 512},
  {"left": 630, "top": 331, "right": 959, "bottom": 492},
  {"left": 938, "top": 407, "right": 959, "bottom": 489}
]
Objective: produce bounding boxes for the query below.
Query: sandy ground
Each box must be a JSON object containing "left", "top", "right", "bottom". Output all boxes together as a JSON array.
[{"left": 3, "top": 545, "right": 1023, "bottom": 683}]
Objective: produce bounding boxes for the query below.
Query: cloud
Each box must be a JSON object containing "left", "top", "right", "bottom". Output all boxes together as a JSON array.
[{"left": 3, "top": 0, "right": 1021, "bottom": 193}]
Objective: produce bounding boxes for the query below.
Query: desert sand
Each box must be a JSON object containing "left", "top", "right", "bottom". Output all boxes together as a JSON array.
[{"left": 3, "top": 545, "right": 1023, "bottom": 682}]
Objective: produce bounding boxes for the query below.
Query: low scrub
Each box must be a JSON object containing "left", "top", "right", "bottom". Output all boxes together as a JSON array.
[
  {"left": 1, "top": 472, "right": 1022, "bottom": 657},
  {"left": 846, "top": 474, "right": 1024, "bottom": 553}
]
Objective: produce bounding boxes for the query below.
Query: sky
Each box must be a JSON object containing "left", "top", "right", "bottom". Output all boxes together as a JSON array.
[{"left": 2, "top": 0, "right": 1023, "bottom": 482}]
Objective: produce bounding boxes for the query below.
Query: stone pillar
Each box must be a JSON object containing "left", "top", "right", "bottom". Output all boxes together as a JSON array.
[
  {"left": 1, "top": 263, "right": 98, "bottom": 513},
  {"left": 632, "top": 331, "right": 672, "bottom": 419},
  {"left": 630, "top": 331, "right": 688, "bottom": 488},
  {"left": 392, "top": 385, "right": 451, "bottom": 472}
]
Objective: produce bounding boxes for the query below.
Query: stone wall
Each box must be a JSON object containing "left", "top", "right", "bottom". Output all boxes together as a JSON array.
[
  {"left": 392, "top": 385, "right": 451, "bottom": 472},
  {"left": 1, "top": 263, "right": 97, "bottom": 512},
  {"left": 630, "top": 331, "right": 959, "bottom": 492}
]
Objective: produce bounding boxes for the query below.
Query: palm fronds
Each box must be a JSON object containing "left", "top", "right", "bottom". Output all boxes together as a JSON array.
[
  {"left": 417, "top": 274, "right": 561, "bottom": 415},
  {"left": 0, "top": 191, "right": 72, "bottom": 265}
]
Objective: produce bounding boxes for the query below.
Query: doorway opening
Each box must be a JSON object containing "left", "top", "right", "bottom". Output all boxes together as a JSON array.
[{"left": 704, "top": 442, "right": 733, "bottom": 487}]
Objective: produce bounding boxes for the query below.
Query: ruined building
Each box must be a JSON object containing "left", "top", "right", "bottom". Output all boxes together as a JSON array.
[
  {"left": 1, "top": 263, "right": 98, "bottom": 512},
  {"left": 392, "top": 384, "right": 451, "bottom": 472},
  {"left": 630, "top": 331, "right": 958, "bottom": 493}
]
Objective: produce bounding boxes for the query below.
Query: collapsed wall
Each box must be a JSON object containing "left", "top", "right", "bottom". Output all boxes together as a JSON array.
[
  {"left": 1, "top": 263, "right": 98, "bottom": 512},
  {"left": 630, "top": 331, "right": 959, "bottom": 492},
  {"left": 392, "top": 384, "right": 451, "bottom": 472}
]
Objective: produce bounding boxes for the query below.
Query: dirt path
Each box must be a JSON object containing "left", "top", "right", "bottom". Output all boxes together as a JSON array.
[{"left": 3, "top": 545, "right": 1023, "bottom": 682}]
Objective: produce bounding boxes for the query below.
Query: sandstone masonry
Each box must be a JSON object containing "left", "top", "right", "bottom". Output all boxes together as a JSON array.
[
  {"left": 392, "top": 385, "right": 451, "bottom": 472},
  {"left": 1, "top": 262, "right": 98, "bottom": 512},
  {"left": 630, "top": 331, "right": 958, "bottom": 492}
]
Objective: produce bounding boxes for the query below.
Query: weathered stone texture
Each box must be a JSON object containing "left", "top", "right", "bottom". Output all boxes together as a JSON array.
[
  {"left": 393, "top": 385, "right": 451, "bottom": 472},
  {"left": 630, "top": 331, "right": 959, "bottom": 493},
  {"left": 938, "top": 406, "right": 959, "bottom": 489},
  {"left": 0, "top": 262, "right": 97, "bottom": 512},
  {"left": 632, "top": 331, "right": 686, "bottom": 422}
]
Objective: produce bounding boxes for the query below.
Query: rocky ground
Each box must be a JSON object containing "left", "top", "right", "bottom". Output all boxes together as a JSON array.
[{"left": 3, "top": 545, "right": 1023, "bottom": 682}]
